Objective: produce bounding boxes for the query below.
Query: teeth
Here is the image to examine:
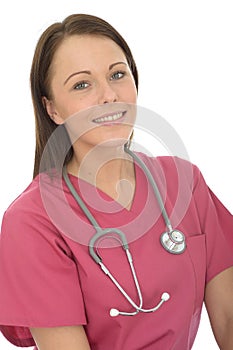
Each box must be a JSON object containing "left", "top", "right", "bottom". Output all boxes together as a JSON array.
[{"left": 93, "top": 112, "right": 124, "bottom": 123}]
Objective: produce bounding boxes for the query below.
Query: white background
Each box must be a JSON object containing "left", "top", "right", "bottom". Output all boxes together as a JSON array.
[{"left": 0, "top": 0, "right": 232, "bottom": 349}]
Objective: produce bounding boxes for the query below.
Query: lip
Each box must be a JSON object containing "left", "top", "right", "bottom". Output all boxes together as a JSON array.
[{"left": 92, "top": 110, "right": 127, "bottom": 125}]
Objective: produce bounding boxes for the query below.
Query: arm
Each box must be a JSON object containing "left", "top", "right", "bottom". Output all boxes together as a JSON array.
[
  {"left": 30, "top": 325, "right": 91, "bottom": 350},
  {"left": 205, "top": 266, "right": 233, "bottom": 350}
]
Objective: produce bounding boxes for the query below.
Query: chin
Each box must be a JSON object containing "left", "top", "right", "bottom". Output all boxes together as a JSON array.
[{"left": 96, "top": 138, "right": 128, "bottom": 149}]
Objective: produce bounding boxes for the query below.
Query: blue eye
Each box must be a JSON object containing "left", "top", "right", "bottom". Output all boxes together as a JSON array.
[
  {"left": 74, "top": 81, "right": 89, "bottom": 90},
  {"left": 111, "top": 71, "right": 125, "bottom": 80}
]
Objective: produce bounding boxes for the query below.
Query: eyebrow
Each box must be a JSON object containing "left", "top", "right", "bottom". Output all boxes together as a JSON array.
[
  {"left": 109, "top": 61, "right": 127, "bottom": 70},
  {"left": 64, "top": 61, "right": 127, "bottom": 85}
]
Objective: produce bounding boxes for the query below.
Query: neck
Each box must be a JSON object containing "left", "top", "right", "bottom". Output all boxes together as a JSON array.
[
  {"left": 67, "top": 144, "right": 135, "bottom": 209},
  {"left": 68, "top": 144, "right": 133, "bottom": 182}
]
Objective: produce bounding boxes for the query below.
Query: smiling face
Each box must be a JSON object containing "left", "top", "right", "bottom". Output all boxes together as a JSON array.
[{"left": 44, "top": 34, "right": 137, "bottom": 153}]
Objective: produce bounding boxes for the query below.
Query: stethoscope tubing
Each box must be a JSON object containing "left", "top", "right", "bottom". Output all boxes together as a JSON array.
[
  {"left": 125, "top": 147, "right": 173, "bottom": 232},
  {"left": 99, "top": 248, "right": 143, "bottom": 311},
  {"left": 62, "top": 146, "right": 185, "bottom": 316}
]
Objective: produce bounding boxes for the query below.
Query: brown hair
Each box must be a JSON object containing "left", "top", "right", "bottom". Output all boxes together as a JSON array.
[{"left": 30, "top": 14, "right": 138, "bottom": 178}]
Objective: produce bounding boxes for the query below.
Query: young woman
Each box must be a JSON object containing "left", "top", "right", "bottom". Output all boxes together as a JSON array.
[{"left": 0, "top": 14, "right": 233, "bottom": 350}]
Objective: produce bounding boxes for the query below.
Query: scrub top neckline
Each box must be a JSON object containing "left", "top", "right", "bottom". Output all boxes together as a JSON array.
[{"left": 65, "top": 155, "right": 148, "bottom": 216}]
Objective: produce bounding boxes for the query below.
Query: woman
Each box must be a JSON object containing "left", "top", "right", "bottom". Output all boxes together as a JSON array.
[{"left": 0, "top": 14, "right": 233, "bottom": 350}]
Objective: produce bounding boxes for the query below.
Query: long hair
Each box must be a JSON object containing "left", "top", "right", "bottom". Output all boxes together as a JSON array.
[{"left": 30, "top": 14, "right": 138, "bottom": 178}]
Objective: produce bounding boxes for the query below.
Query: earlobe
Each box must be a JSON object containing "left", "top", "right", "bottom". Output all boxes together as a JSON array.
[{"left": 42, "top": 96, "right": 64, "bottom": 125}]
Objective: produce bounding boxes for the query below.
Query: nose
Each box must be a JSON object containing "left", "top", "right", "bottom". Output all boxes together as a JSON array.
[{"left": 98, "top": 81, "right": 118, "bottom": 104}]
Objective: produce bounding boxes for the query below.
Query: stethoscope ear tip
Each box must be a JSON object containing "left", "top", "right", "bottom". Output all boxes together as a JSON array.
[
  {"left": 161, "top": 292, "right": 170, "bottom": 301},
  {"left": 110, "top": 308, "right": 119, "bottom": 317}
]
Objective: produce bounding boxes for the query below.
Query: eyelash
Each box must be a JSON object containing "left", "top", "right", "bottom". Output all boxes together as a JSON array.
[
  {"left": 110, "top": 71, "right": 125, "bottom": 80},
  {"left": 73, "top": 71, "right": 126, "bottom": 91},
  {"left": 73, "top": 81, "right": 90, "bottom": 90}
]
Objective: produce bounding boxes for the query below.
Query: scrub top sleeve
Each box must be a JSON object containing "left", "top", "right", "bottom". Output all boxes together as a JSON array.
[
  {"left": 0, "top": 207, "right": 87, "bottom": 347},
  {"left": 193, "top": 166, "right": 233, "bottom": 283},
  {"left": 209, "top": 188, "right": 233, "bottom": 249}
]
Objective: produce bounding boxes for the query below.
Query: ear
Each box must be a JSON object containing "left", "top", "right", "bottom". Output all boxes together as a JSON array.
[{"left": 42, "top": 96, "right": 64, "bottom": 125}]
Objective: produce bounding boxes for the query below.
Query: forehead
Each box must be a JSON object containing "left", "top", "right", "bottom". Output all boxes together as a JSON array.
[{"left": 52, "top": 35, "right": 127, "bottom": 71}]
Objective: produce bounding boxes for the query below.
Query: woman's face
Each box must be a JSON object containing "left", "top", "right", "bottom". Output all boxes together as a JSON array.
[{"left": 45, "top": 34, "right": 137, "bottom": 150}]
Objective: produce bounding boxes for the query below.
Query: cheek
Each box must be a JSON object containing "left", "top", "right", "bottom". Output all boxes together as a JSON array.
[
  {"left": 67, "top": 91, "right": 100, "bottom": 116},
  {"left": 54, "top": 95, "right": 93, "bottom": 120},
  {"left": 122, "top": 82, "right": 137, "bottom": 103}
]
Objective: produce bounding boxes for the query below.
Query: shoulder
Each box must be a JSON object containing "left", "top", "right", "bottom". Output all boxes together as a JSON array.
[
  {"left": 135, "top": 151, "right": 202, "bottom": 189},
  {"left": 1, "top": 173, "right": 60, "bottom": 238},
  {"left": 0, "top": 172, "right": 73, "bottom": 257},
  {"left": 4, "top": 175, "right": 44, "bottom": 219}
]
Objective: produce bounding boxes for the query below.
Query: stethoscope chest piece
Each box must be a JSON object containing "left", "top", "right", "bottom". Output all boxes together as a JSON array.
[{"left": 160, "top": 230, "right": 186, "bottom": 254}]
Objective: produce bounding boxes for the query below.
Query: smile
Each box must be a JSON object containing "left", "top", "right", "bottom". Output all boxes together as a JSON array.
[{"left": 92, "top": 111, "right": 126, "bottom": 124}]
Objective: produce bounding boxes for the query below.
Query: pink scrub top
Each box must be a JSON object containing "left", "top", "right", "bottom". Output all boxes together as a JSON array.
[{"left": 0, "top": 153, "right": 233, "bottom": 350}]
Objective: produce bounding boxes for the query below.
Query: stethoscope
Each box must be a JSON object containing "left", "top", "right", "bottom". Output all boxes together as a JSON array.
[{"left": 62, "top": 146, "right": 186, "bottom": 317}]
